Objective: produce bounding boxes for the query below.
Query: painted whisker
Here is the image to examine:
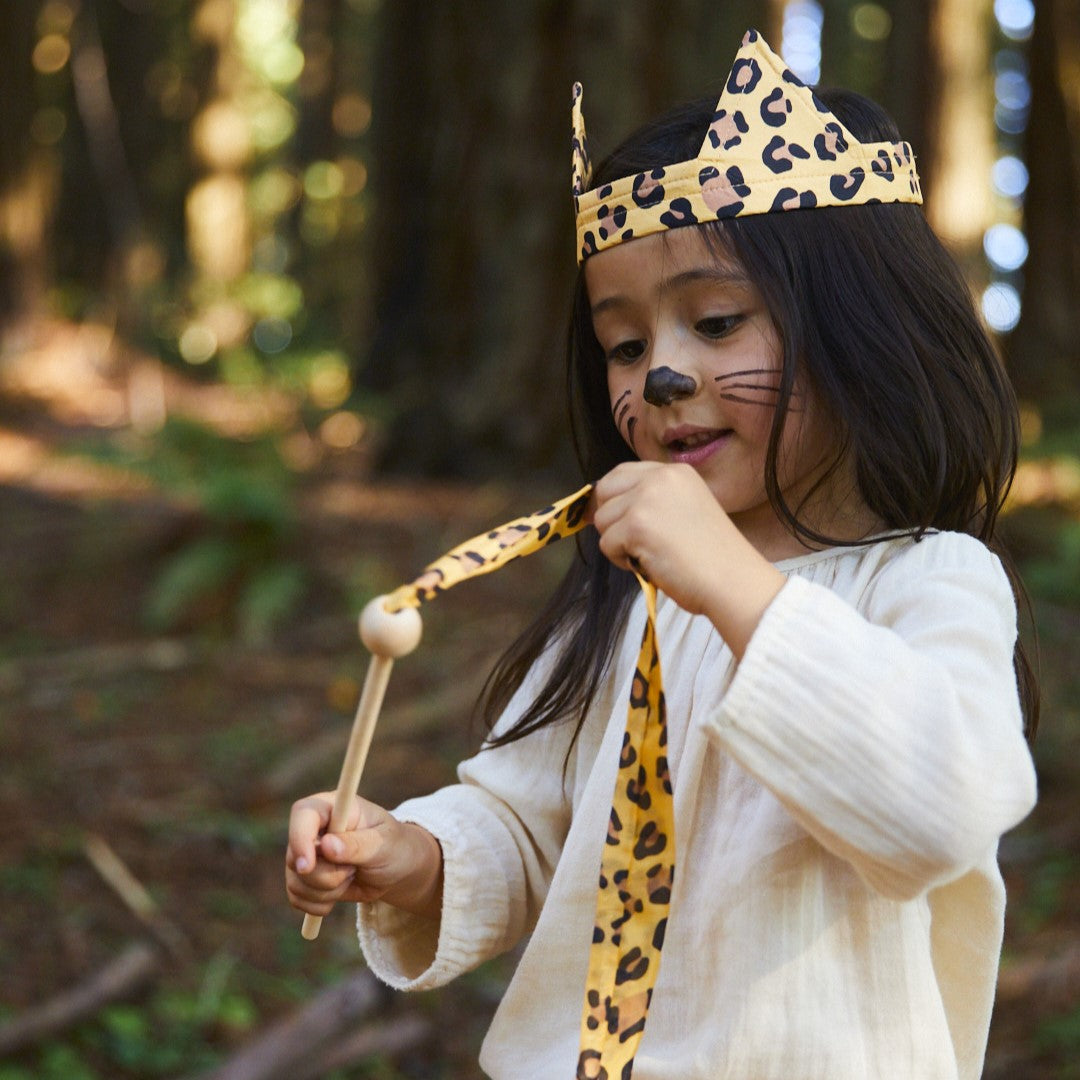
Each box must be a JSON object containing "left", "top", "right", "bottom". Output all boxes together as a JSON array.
[
  {"left": 718, "top": 393, "right": 780, "bottom": 406},
  {"left": 714, "top": 368, "right": 779, "bottom": 382}
]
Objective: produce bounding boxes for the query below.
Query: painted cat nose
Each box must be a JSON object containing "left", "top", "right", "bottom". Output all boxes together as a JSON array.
[{"left": 643, "top": 366, "right": 697, "bottom": 406}]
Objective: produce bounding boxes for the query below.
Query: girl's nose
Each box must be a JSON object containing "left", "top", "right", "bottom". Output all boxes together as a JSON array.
[{"left": 643, "top": 365, "right": 697, "bottom": 406}]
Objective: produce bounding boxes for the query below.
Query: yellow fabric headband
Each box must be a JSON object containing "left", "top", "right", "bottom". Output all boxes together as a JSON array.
[{"left": 572, "top": 28, "right": 923, "bottom": 263}]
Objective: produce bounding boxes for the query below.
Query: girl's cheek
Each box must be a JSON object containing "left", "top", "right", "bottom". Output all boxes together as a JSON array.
[{"left": 610, "top": 387, "right": 640, "bottom": 452}]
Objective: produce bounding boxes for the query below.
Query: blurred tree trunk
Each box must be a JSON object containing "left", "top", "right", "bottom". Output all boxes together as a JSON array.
[
  {"left": 0, "top": 1, "right": 50, "bottom": 327},
  {"left": 363, "top": 0, "right": 772, "bottom": 480},
  {"left": 295, "top": 0, "right": 343, "bottom": 162},
  {"left": 921, "top": 0, "right": 995, "bottom": 270},
  {"left": 819, "top": 0, "right": 938, "bottom": 194},
  {"left": 881, "top": 0, "right": 937, "bottom": 188},
  {"left": 1007, "top": 0, "right": 1080, "bottom": 402},
  {"left": 186, "top": 0, "right": 254, "bottom": 350}
]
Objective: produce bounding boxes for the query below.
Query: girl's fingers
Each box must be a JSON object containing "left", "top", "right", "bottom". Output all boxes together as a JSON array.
[
  {"left": 298, "top": 857, "right": 356, "bottom": 891},
  {"left": 288, "top": 862, "right": 354, "bottom": 897},
  {"left": 287, "top": 792, "right": 353, "bottom": 874},
  {"left": 594, "top": 460, "right": 664, "bottom": 494},
  {"left": 319, "top": 823, "right": 385, "bottom": 868}
]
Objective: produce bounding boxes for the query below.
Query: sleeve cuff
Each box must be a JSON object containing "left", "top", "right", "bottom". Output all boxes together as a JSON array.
[{"left": 356, "top": 789, "right": 524, "bottom": 990}]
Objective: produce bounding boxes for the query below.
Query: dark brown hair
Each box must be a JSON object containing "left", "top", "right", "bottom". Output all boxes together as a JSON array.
[{"left": 478, "top": 86, "right": 1039, "bottom": 749}]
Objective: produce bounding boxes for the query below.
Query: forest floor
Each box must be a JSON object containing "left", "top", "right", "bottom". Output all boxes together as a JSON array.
[{"left": 0, "top": 321, "right": 1079, "bottom": 1079}]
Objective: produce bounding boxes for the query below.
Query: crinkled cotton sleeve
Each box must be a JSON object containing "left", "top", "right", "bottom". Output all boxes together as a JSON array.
[
  {"left": 357, "top": 646, "right": 580, "bottom": 990},
  {"left": 706, "top": 531, "right": 1037, "bottom": 900}
]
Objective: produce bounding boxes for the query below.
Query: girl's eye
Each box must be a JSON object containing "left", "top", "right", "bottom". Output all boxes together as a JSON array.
[
  {"left": 696, "top": 315, "right": 743, "bottom": 339},
  {"left": 605, "top": 340, "right": 646, "bottom": 365}
]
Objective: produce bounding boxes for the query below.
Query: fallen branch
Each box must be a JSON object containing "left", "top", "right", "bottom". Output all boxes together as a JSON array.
[
  {"left": 0, "top": 941, "right": 159, "bottom": 1056},
  {"left": 300, "top": 1012, "right": 434, "bottom": 1079},
  {"left": 189, "top": 971, "right": 382, "bottom": 1080},
  {"left": 84, "top": 832, "right": 192, "bottom": 963}
]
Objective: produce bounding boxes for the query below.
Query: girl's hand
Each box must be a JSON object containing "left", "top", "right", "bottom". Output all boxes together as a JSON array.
[
  {"left": 286, "top": 792, "right": 443, "bottom": 921},
  {"left": 589, "top": 461, "right": 786, "bottom": 658}
]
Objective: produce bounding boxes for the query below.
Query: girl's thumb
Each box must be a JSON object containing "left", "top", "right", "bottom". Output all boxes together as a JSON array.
[{"left": 320, "top": 831, "right": 367, "bottom": 866}]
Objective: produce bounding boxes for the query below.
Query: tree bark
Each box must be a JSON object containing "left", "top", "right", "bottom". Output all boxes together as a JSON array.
[
  {"left": 0, "top": 943, "right": 160, "bottom": 1056},
  {"left": 921, "top": 0, "right": 995, "bottom": 264},
  {"left": 0, "top": 1, "right": 49, "bottom": 326},
  {"left": 1007, "top": 0, "right": 1080, "bottom": 401}
]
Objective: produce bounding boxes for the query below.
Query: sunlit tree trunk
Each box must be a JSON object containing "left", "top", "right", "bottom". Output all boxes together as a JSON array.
[
  {"left": 922, "top": 0, "right": 995, "bottom": 269},
  {"left": 185, "top": 0, "right": 254, "bottom": 352},
  {"left": 1008, "top": 0, "right": 1080, "bottom": 401},
  {"left": 364, "top": 0, "right": 774, "bottom": 479}
]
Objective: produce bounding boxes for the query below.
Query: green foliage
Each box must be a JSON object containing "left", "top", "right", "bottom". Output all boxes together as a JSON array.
[
  {"left": 1015, "top": 852, "right": 1080, "bottom": 934},
  {"left": 1023, "top": 518, "right": 1080, "bottom": 607},
  {"left": 78, "top": 417, "right": 306, "bottom": 642},
  {"left": 0, "top": 1067, "right": 38, "bottom": 1080},
  {"left": 0, "top": 851, "right": 60, "bottom": 901},
  {"left": 37, "top": 1044, "right": 100, "bottom": 1080},
  {"left": 1034, "top": 1005, "right": 1080, "bottom": 1069}
]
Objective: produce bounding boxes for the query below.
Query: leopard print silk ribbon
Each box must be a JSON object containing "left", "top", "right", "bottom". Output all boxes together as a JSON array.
[{"left": 382, "top": 484, "right": 674, "bottom": 1078}]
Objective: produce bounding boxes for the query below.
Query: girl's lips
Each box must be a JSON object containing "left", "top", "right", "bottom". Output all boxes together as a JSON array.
[{"left": 666, "top": 428, "right": 732, "bottom": 465}]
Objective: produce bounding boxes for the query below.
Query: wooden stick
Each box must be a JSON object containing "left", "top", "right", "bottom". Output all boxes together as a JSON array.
[
  {"left": 301, "top": 597, "right": 422, "bottom": 941},
  {"left": 303, "top": 1012, "right": 434, "bottom": 1078},
  {"left": 188, "top": 971, "right": 382, "bottom": 1080},
  {"left": 84, "top": 833, "right": 191, "bottom": 962},
  {"left": 0, "top": 942, "right": 160, "bottom": 1056}
]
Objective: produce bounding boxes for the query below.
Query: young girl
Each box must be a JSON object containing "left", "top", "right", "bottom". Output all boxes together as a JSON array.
[{"left": 286, "top": 31, "right": 1037, "bottom": 1079}]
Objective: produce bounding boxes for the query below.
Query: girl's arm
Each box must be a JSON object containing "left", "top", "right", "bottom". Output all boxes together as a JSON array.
[
  {"left": 706, "top": 537, "right": 1036, "bottom": 900},
  {"left": 590, "top": 460, "right": 1036, "bottom": 899},
  {"left": 353, "top": 649, "right": 583, "bottom": 990}
]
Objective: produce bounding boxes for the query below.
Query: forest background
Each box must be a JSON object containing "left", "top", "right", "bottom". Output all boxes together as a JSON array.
[{"left": 1, "top": 1, "right": 1078, "bottom": 1078}]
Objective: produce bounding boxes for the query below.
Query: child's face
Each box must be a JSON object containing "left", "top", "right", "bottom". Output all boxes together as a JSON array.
[{"left": 584, "top": 227, "right": 840, "bottom": 552}]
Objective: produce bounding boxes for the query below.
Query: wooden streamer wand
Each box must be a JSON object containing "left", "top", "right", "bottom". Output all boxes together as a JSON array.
[
  {"left": 300, "top": 596, "right": 423, "bottom": 941},
  {"left": 300, "top": 483, "right": 592, "bottom": 940},
  {"left": 296, "top": 483, "right": 671, "bottom": 1076}
]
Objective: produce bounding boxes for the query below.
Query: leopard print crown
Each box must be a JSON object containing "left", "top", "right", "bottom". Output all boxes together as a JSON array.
[{"left": 572, "top": 28, "right": 922, "bottom": 263}]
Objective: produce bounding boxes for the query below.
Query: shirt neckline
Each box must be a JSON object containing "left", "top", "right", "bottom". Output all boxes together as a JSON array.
[{"left": 773, "top": 532, "right": 904, "bottom": 573}]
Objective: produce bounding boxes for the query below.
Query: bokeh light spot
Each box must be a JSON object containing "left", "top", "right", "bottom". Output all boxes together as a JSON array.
[
  {"left": 253, "top": 317, "right": 293, "bottom": 355},
  {"left": 981, "top": 282, "right": 1022, "bottom": 333},
  {"left": 992, "top": 155, "right": 1029, "bottom": 199},
  {"left": 332, "top": 93, "right": 373, "bottom": 138},
  {"left": 31, "top": 107, "right": 67, "bottom": 145},
  {"left": 179, "top": 324, "right": 219, "bottom": 364},
  {"left": 304, "top": 161, "right": 345, "bottom": 201},
  {"left": 983, "top": 223, "right": 1028, "bottom": 271},
  {"left": 782, "top": 0, "right": 824, "bottom": 85},
  {"left": 851, "top": 4, "right": 892, "bottom": 42},
  {"left": 994, "top": 0, "right": 1035, "bottom": 39},
  {"left": 308, "top": 355, "right": 352, "bottom": 409},
  {"left": 33, "top": 33, "right": 71, "bottom": 75},
  {"left": 320, "top": 411, "right": 365, "bottom": 449}
]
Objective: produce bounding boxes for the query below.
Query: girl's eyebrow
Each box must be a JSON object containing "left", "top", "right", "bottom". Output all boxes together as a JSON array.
[
  {"left": 663, "top": 266, "right": 753, "bottom": 292},
  {"left": 590, "top": 265, "right": 752, "bottom": 318}
]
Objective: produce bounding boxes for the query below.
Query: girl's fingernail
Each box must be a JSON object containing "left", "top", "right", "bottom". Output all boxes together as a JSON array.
[
  {"left": 322, "top": 836, "right": 343, "bottom": 857},
  {"left": 296, "top": 856, "right": 310, "bottom": 873}
]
